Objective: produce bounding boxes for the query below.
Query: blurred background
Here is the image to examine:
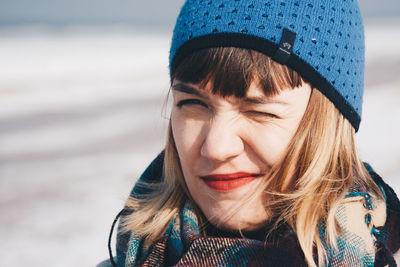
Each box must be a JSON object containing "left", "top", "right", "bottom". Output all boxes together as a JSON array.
[{"left": 0, "top": 0, "right": 399, "bottom": 266}]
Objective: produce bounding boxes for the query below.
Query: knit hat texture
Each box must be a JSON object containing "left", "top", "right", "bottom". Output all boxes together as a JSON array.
[{"left": 169, "top": 0, "right": 365, "bottom": 131}]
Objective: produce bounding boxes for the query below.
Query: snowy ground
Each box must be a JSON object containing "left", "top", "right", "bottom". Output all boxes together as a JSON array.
[{"left": 0, "top": 24, "right": 399, "bottom": 267}]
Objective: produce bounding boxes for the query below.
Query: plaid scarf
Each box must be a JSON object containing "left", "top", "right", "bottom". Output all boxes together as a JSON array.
[
  {"left": 117, "top": 194, "right": 397, "bottom": 267},
  {"left": 122, "top": 201, "right": 307, "bottom": 267},
  {"left": 111, "top": 155, "right": 400, "bottom": 267}
]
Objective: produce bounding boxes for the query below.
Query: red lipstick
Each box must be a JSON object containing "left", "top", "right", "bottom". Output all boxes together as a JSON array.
[{"left": 200, "top": 172, "right": 262, "bottom": 191}]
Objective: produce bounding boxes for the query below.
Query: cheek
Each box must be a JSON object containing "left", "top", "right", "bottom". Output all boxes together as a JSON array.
[
  {"left": 246, "top": 123, "right": 297, "bottom": 166},
  {"left": 171, "top": 111, "right": 204, "bottom": 168}
]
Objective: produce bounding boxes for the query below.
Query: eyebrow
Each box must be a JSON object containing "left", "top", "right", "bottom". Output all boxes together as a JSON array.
[
  {"left": 171, "top": 83, "right": 205, "bottom": 98},
  {"left": 243, "top": 96, "right": 288, "bottom": 105},
  {"left": 172, "top": 82, "right": 288, "bottom": 105}
]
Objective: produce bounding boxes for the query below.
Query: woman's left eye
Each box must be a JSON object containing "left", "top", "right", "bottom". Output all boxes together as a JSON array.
[{"left": 244, "top": 110, "right": 278, "bottom": 119}]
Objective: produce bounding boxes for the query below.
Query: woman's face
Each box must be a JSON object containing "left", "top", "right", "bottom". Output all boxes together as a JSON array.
[{"left": 171, "top": 79, "right": 312, "bottom": 231}]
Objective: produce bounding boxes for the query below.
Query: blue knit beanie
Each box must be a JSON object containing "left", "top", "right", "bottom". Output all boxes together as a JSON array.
[{"left": 169, "top": 0, "right": 365, "bottom": 131}]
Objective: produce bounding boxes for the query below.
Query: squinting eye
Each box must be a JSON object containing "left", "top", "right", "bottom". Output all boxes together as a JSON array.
[
  {"left": 245, "top": 111, "right": 279, "bottom": 119},
  {"left": 176, "top": 99, "right": 208, "bottom": 108}
]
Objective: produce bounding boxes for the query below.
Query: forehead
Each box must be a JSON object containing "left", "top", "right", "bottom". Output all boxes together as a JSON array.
[
  {"left": 172, "top": 80, "right": 309, "bottom": 106},
  {"left": 173, "top": 79, "right": 264, "bottom": 95}
]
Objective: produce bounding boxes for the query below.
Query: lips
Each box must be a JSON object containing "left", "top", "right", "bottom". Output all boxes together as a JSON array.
[{"left": 200, "top": 172, "right": 263, "bottom": 191}]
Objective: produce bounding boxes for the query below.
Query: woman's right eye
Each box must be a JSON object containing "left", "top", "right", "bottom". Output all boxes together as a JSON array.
[{"left": 176, "top": 99, "right": 208, "bottom": 108}]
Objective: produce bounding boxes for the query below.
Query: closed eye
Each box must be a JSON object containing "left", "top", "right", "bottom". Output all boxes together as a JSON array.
[
  {"left": 244, "top": 110, "right": 279, "bottom": 119},
  {"left": 176, "top": 99, "right": 208, "bottom": 108}
]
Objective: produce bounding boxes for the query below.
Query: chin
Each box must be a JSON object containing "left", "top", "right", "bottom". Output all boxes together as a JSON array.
[
  {"left": 190, "top": 178, "right": 269, "bottom": 231},
  {"left": 200, "top": 200, "right": 269, "bottom": 232}
]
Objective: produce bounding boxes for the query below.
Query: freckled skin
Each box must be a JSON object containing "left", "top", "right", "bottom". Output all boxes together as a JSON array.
[{"left": 171, "top": 81, "right": 312, "bottom": 231}]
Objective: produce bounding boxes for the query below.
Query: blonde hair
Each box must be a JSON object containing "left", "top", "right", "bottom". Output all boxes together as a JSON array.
[
  {"left": 259, "top": 88, "right": 383, "bottom": 266},
  {"left": 121, "top": 48, "right": 383, "bottom": 266}
]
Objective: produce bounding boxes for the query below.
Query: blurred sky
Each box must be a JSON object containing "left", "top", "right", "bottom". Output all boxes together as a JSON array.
[
  {"left": 0, "top": 0, "right": 399, "bottom": 27},
  {"left": 0, "top": 0, "right": 184, "bottom": 27}
]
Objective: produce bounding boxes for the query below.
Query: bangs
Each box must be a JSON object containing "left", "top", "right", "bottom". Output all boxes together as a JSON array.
[{"left": 171, "top": 47, "right": 303, "bottom": 98}]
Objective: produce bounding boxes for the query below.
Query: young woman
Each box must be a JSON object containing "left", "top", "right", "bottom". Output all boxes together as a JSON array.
[{"left": 101, "top": 0, "right": 400, "bottom": 266}]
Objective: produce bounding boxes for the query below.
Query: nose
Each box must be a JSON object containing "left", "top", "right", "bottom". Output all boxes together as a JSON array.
[{"left": 200, "top": 116, "right": 244, "bottom": 162}]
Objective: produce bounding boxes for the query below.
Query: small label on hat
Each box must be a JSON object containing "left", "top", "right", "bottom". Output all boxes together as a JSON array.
[{"left": 272, "top": 28, "right": 296, "bottom": 64}]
